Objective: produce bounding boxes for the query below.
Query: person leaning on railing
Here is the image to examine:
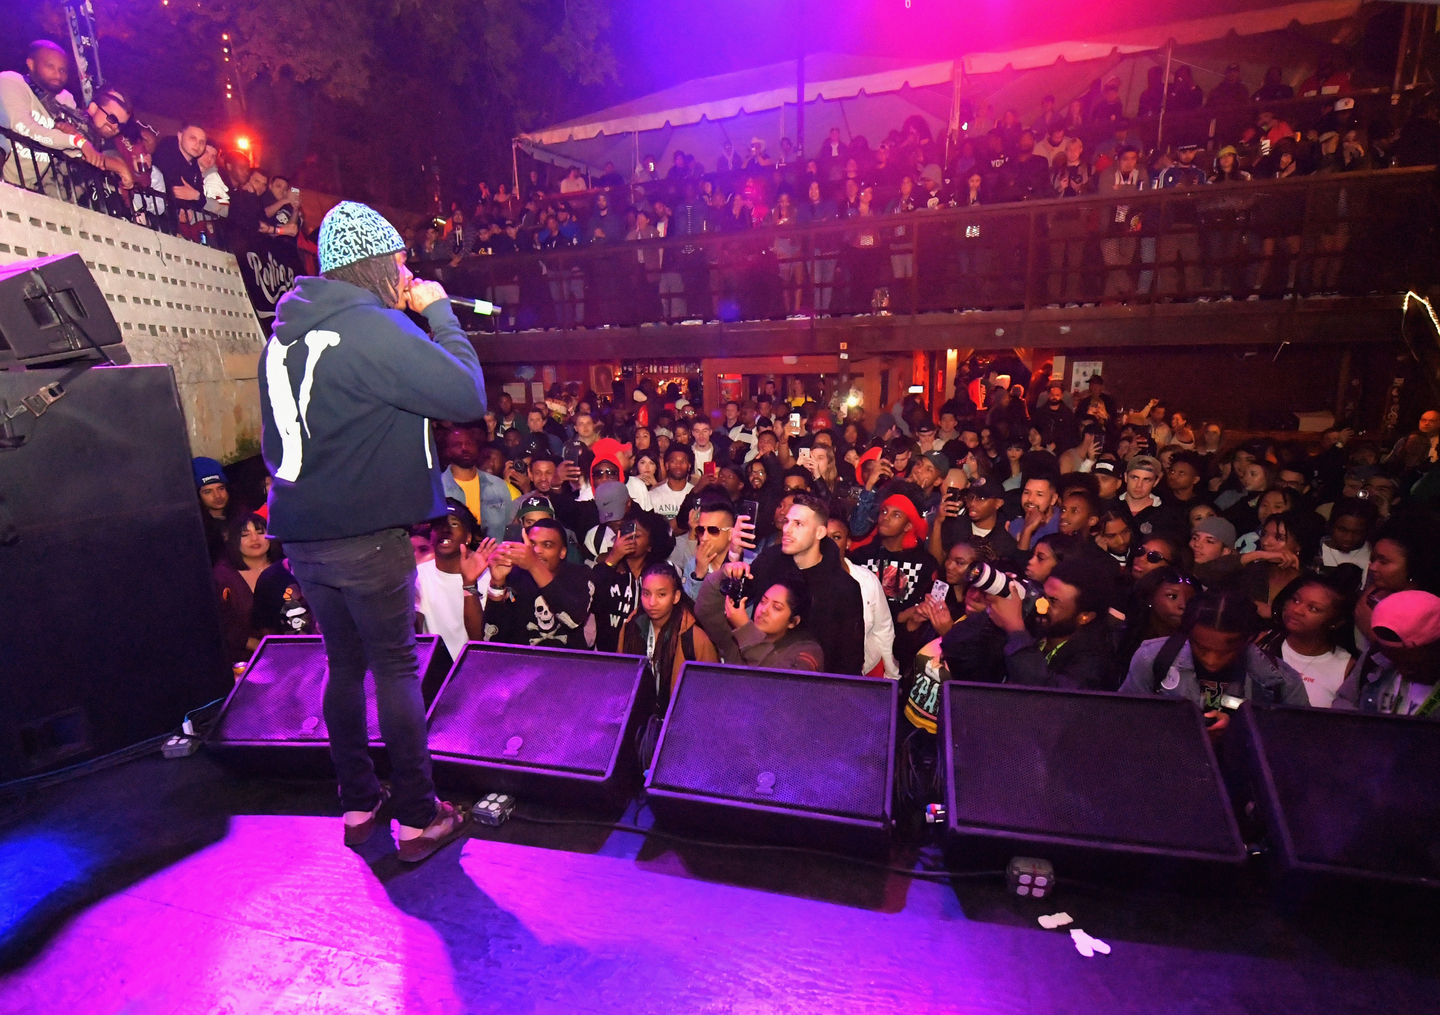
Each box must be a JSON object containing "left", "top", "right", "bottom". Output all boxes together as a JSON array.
[{"left": 0, "top": 40, "right": 108, "bottom": 196}]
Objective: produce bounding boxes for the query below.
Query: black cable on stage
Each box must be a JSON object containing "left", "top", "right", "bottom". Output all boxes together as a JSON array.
[
  {"left": 506, "top": 813, "right": 1003, "bottom": 883},
  {"left": 0, "top": 696, "right": 224, "bottom": 802}
]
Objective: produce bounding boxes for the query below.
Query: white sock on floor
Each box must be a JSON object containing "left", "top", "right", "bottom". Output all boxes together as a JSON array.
[
  {"left": 397, "top": 825, "right": 424, "bottom": 840},
  {"left": 343, "top": 810, "right": 376, "bottom": 827}
]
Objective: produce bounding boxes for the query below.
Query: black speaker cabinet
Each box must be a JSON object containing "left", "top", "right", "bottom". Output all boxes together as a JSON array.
[
  {"left": 0, "top": 364, "right": 229, "bottom": 778},
  {"left": 942, "top": 683, "right": 1247, "bottom": 874},
  {"left": 1233, "top": 703, "right": 1440, "bottom": 891},
  {"left": 645, "top": 663, "right": 897, "bottom": 855},
  {"left": 0, "top": 253, "right": 129, "bottom": 369},
  {"left": 205, "top": 633, "right": 450, "bottom": 775},
  {"left": 427, "top": 642, "right": 649, "bottom": 807}
]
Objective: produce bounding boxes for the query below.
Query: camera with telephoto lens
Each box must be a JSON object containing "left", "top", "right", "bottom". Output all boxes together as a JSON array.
[
  {"left": 966, "top": 561, "right": 1048, "bottom": 618},
  {"left": 719, "top": 573, "right": 749, "bottom": 608}
]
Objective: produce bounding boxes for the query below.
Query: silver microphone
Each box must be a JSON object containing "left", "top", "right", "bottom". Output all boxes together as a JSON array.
[{"left": 448, "top": 297, "right": 501, "bottom": 315}]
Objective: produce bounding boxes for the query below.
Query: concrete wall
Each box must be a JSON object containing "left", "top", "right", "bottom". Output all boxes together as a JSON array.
[{"left": 0, "top": 185, "right": 266, "bottom": 461}]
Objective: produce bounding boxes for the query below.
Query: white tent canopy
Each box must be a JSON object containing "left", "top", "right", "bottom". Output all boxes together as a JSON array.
[{"left": 517, "top": 0, "right": 1364, "bottom": 173}]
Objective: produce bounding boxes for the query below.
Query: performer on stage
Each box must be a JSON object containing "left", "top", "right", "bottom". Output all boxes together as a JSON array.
[{"left": 258, "top": 201, "right": 486, "bottom": 862}]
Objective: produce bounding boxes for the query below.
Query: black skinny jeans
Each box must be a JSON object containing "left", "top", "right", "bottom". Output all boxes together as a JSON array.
[{"left": 286, "top": 527, "right": 438, "bottom": 829}]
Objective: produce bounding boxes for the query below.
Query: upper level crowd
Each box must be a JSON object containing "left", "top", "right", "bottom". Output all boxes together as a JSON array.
[
  {"left": 0, "top": 40, "right": 315, "bottom": 269},
  {"left": 197, "top": 366, "right": 1440, "bottom": 812}
]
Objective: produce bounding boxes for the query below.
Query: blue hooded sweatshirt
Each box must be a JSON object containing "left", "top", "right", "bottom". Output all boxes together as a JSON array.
[{"left": 258, "top": 276, "right": 486, "bottom": 542}]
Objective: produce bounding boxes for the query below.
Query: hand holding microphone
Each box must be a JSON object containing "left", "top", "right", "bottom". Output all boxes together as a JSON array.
[{"left": 406, "top": 279, "right": 448, "bottom": 314}]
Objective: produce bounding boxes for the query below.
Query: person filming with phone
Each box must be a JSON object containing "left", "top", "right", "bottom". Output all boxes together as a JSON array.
[
  {"left": 708, "top": 494, "right": 865, "bottom": 674},
  {"left": 259, "top": 201, "right": 485, "bottom": 862}
]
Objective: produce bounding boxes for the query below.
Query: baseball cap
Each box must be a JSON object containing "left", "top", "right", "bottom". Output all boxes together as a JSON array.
[
  {"left": 915, "top": 418, "right": 937, "bottom": 434},
  {"left": 192, "top": 457, "right": 227, "bottom": 489},
  {"left": 1193, "top": 516, "right": 1238, "bottom": 548},
  {"left": 1127, "top": 455, "right": 1163, "bottom": 477},
  {"left": 1092, "top": 460, "right": 1119, "bottom": 477},
  {"left": 591, "top": 436, "right": 633, "bottom": 458},
  {"left": 874, "top": 412, "right": 899, "bottom": 436},
  {"left": 920, "top": 450, "right": 951, "bottom": 474},
  {"left": 1217, "top": 145, "right": 1239, "bottom": 158},
  {"left": 1371, "top": 591, "right": 1440, "bottom": 650},
  {"left": 516, "top": 493, "right": 555, "bottom": 519},
  {"left": 594, "top": 481, "right": 631, "bottom": 524},
  {"left": 965, "top": 477, "right": 1005, "bottom": 500}
]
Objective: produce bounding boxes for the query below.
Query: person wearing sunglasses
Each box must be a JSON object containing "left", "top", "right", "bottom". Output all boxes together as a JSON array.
[
  {"left": 679, "top": 498, "right": 737, "bottom": 600},
  {"left": 1130, "top": 535, "right": 1185, "bottom": 580}
]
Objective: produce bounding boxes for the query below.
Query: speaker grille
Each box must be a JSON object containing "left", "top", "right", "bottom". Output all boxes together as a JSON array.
[
  {"left": 946, "top": 685, "right": 1240, "bottom": 856},
  {"left": 1249, "top": 707, "right": 1440, "bottom": 879},
  {"left": 427, "top": 645, "right": 645, "bottom": 776},
  {"left": 649, "top": 665, "right": 894, "bottom": 821},
  {"left": 212, "top": 636, "right": 439, "bottom": 745}
]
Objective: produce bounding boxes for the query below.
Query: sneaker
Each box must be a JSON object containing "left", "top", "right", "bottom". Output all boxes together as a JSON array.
[
  {"left": 397, "top": 800, "right": 468, "bottom": 863},
  {"left": 343, "top": 787, "right": 390, "bottom": 847}
]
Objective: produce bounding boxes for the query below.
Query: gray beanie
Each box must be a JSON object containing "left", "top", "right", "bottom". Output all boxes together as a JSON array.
[
  {"left": 318, "top": 201, "right": 406, "bottom": 274},
  {"left": 1193, "top": 516, "right": 1237, "bottom": 548}
]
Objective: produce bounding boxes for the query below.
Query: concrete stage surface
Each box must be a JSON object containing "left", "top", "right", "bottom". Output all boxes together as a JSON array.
[{"left": 0, "top": 753, "right": 1436, "bottom": 1015}]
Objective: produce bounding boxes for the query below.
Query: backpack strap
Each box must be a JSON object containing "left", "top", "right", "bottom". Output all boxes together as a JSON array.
[
  {"left": 680, "top": 625, "right": 697, "bottom": 662},
  {"left": 1151, "top": 632, "right": 1189, "bottom": 692}
]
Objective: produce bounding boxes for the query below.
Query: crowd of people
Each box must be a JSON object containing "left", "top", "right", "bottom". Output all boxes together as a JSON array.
[
  {"left": 197, "top": 365, "right": 1440, "bottom": 815},
  {"left": 410, "top": 59, "right": 1440, "bottom": 322},
  {"left": 0, "top": 39, "right": 316, "bottom": 268}
]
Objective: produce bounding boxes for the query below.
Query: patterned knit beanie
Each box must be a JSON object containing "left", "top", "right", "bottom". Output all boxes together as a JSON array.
[{"left": 318, "top": 201, "right": 406, "bottom": 274}]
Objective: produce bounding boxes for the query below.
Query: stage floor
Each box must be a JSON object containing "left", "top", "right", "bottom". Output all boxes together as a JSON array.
[{"left": 0, "top": 753, "right": 1436, "bottom": 1015}]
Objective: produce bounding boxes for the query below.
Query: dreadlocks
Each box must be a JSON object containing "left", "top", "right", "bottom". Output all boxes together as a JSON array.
[{"left": 323, "top": 252, "right": 404, "bottom": 308}]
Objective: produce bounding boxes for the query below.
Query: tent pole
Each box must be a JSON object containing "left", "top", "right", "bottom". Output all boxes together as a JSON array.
[
  {"left": 796, "top": 0, "right": 806, "bottom": 158},
  {"left": 1392, "top": 2, "right": 1414, "bottom": 103},
  {"left": 1155, "top": 40, "right": 1174, "bottom": 152},
  {"left": 511, "top": 141, "right": 519, "bottom": 196}
]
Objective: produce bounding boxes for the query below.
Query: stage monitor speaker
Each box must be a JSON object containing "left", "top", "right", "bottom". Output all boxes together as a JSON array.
[
  {"left": 205, "top": 634, "right": 451, "bottom": 775},
  {"left": 1234, "top": 703, "right": 1440, "bottom": 890},
  {"left": 645, "top": 664, "right": 897, "bottom": 855},
  {"left": 427, "top": 643, "right": 648, "bottom": 807},
  {"left": 0, "top": 253, "right": 129, "bottom": 369},
  {"left": 942, "top": 683, "right": 1247, "bottom": 872},
  {"left": 0, "top": 364, "right": 229, "bottom": 779}
]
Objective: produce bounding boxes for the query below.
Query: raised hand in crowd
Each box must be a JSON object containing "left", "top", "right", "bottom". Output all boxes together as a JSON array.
[{"left": 459, "top": 537, "right": 497, "bottom": 585}]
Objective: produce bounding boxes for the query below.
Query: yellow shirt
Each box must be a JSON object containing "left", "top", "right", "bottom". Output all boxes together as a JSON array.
[{"left": 453, "top": 472, "right": 482, "bottom": 520}]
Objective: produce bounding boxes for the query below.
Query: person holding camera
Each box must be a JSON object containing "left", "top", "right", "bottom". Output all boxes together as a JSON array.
[
  {"left": 1121, "top": 588, "right": 1308, "bottom": 734},
  {"left": 695, "top": 570, "right": 824, "bottom": 670},
  {"left": 985, "top": 556, "right": 1120, "bottom": 691},
  {"left": 716, "top": 494, "right": 865, "bottom": 674}
]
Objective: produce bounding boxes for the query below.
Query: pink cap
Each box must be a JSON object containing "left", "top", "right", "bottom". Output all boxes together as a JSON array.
[{"left": 1371, "top": 591, "right": 1440, "bottom": 650}]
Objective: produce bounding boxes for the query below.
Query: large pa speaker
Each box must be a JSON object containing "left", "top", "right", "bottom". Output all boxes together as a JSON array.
[
  {"left": 645, "top": 663, "right": 897, "bottom": 855},
  {"left": 0, "top": 253, "right": 129, "bottom": 369},
  {"left": 941, "top": 683, "right": 1247, "bottom": 873},
  {"left": 205, "top": 634, "right": 451, "bottom": 775},
  {"left": 0, "top": 364, "right": 229, "bottom": 779},
  {"left": 427, "top": 642, "right": 649, "bottom": 807},
  {"left": 1233, "top": 703, "right": 1440, "bottom": 890}
]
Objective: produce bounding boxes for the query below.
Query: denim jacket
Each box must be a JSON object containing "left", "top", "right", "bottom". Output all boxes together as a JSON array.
[
  {"left": 1335, "top": 647, "right": 1440, "bottom": 718},
  {"left": 1121, "top": 637, "right": 1310, "bottom": 707},
  {"left": 441, "top": 468, "right": 517, "bottom": 541}
]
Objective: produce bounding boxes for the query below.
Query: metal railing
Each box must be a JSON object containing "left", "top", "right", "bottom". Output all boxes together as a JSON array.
[
  {"left": 417, "top": 166, "right": 1437, "bottom": 331},
  {"left": 0, "top": 126, "right": 230, "bottom": 249}
]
